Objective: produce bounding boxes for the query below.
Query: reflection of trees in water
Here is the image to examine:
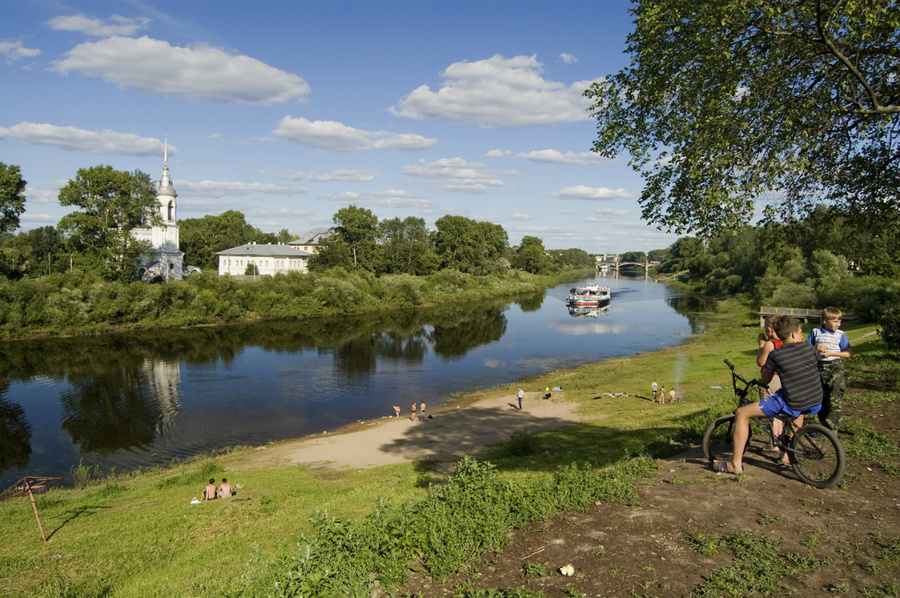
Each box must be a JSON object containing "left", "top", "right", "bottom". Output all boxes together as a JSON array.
[
  {"left": 0, "top": 393, "right": 32, "bottom": 473},
  {"left": 61, "top": 367, "right": 161, "bottom": 455},
  {"left": 0, "top": 299, "right": 517, "bottom": 445},
  {"left": 429, "top": 304, "right": 508, "bottom": 359},
  {"left": 515, "top": 291, "right": 544, "bottom": 312},
  {"left": 665, "top": 294, "right": 715, "bottom": 334}
]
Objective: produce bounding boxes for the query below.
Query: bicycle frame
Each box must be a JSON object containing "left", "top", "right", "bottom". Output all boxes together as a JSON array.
[{"left": 725, "top": 359, "right": 805, "bottom": 453}]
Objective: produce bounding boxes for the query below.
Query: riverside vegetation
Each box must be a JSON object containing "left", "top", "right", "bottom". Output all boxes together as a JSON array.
[
  {"left": 0, "top": 266, "right": 592, "bottom": 340},
  {"left": 1, "top": 300, "right": 897, "bottom": 597}
]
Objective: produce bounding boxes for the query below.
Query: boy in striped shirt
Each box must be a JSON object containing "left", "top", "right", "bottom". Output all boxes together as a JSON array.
[{"left": 715, "top": 316, "right": 823, "bottom": 474}]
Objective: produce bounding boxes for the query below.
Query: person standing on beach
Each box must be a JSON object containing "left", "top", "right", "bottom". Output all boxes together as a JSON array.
[
  {"left": 659, "top": 385, "right": 666, "bottom": 404},
  {"left": 411, "top": 402, "right": 417, "bottom": 421},
  {"left": 517, "top": 388, "right": 524, "bottom": 410},
  {"left": 419, "top": 401, "right": 426, "bottom": 422},
  {"left": 651, "top": 380, "right": 658, "bottom": 401},
  {"left": 393, "top": 405, "right": 401, "bottom": 418}
]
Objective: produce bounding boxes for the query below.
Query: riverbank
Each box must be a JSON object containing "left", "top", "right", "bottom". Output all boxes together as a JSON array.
[
  {"left": 0, "top": 304, "right": 886, "bottom": 597},
  {"left": 0, "top": 267, "right": 593, "bottom": 340}
]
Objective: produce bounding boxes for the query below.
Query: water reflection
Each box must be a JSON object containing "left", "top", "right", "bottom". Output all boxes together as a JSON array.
[
  {"left": 0, "top": 394, "right": 31, "bottom": 471},
  {"left": 567, "top": 305, "right": 611, "bottom": 318},
  {"left": 1, "top": 278, "right": 700, "bottom": 485}
]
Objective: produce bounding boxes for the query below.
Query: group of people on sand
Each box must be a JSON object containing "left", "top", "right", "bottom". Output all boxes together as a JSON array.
[
  {"left": 201, "top": 478, "right": 234, "bottom": 501},
  {"left": 714, "top": 307, "right": 851, "bottom": 475},
  {"left": 410, "top": 401, "right": 428, "bottom": 422},
  {"left": 651, "top": 380, "right": 677, "bottom": 403}
]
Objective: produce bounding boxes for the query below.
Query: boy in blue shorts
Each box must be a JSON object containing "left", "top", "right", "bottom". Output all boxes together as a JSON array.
[
  {"left": 808, "top": 306, "right": 852, "bottom": 431},
  {"left": 715, "top": 316, "right": 823, "bottom": 474}
]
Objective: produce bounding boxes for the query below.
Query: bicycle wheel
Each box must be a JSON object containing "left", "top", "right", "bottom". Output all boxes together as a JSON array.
[
  {"left": 788, "top": 424, "right": 845, "bottom": 489},
  {"left": 703, "top": 415, "right": 737, "bottom": 464}
]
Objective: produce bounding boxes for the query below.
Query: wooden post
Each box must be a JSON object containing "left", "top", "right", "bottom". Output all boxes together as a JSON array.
[{"left": 25, "top": 478, "right": 48, "bottom": 542}]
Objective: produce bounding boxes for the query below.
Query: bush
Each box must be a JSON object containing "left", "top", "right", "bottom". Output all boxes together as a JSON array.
[{"left": 878, "top": 304, "right": 900, "bottom": 354}]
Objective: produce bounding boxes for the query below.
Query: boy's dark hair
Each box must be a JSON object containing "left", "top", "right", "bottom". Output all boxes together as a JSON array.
[
  {"left": 209, "top": 478, "right": 215, "bottom": 484},
  {"left": 773, "top": 315, "right": 801, "bottom": 341}
]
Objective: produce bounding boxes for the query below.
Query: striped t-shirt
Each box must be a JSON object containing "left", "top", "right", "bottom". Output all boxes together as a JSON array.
[{"left": 763, "top": 342, "right": 823, "bottom": 411}]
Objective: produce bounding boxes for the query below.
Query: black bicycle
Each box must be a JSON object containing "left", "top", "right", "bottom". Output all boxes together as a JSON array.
[{"left": 702, "top": 359, "right": 846, "bottom": 489}]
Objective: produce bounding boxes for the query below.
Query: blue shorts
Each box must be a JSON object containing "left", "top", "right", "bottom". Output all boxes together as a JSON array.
[{"left": 760, "top": 389, "right": 822, "bottom": 418}]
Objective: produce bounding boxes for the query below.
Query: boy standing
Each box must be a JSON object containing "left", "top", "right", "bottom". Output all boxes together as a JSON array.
[
  {"left": 715, "top": 316, "right": 822, "bottom": 474},
  {"left": 807, "top": 307, "right": 852, "bottom": 431}
]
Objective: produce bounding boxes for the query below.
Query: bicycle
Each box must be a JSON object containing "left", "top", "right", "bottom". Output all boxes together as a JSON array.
[{"left": 702, "top": 359, "right": 846, "bottom": 489}]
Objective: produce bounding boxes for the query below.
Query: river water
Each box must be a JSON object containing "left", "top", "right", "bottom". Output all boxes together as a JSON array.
[{"left": 0, "top": 275, "right": 706, "bottom": 487}]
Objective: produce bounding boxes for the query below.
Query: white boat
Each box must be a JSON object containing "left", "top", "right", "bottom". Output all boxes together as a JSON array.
[{"left": 565, "top": 284, "right": 611, "bottom": 307}]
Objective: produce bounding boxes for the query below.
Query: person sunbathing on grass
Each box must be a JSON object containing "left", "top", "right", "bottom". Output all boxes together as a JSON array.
[{"left": 714, "top": 316, "right": 823, "bottom": 475}]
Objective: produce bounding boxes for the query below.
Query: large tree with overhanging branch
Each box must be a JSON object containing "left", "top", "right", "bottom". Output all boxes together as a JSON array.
[{"left": 585, "top": 0, "right": 900, "bottom": 236}]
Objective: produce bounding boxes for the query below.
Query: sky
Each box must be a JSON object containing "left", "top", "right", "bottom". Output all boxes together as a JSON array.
[{"left": 1, "top": 0, "right": 680, "bottom": 255}]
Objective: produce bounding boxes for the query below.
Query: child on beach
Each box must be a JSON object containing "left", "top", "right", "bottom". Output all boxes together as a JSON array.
[
  {"left": 658, "top": 385, "right": 666, "bottom": 404},
  {"left": 808, "top": 306, "right": 852, "bottom": 431},
  {"left": 651, "top": 380, "right": 658, "bottom": 401},
  {"left": 411, "top": 402, "right": 417, "bottom": 421}
]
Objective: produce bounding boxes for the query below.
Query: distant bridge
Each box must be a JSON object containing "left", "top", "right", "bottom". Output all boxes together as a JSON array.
[{"left": 596, "top": 256, "right": 659, "bottom": 276}]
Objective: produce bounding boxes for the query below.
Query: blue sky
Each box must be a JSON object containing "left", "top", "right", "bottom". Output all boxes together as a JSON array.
[{"left": 1, "top": 0, "right": 680, "bottom": 254}]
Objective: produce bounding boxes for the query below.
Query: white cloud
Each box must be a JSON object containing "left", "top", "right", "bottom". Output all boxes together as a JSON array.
[
  {"left": 370, "top": 189, "right": 434, "bottom": 209},
  {"left": 558, "top": 53, "right": 578, "bottom": 64},
  {"left": 517, "top": 149, "right": 607, "bottom": 165},
  {"left": 403, "top": 157, "right": 513, "bottom": 194},
  {"left": 552, "top": 185, "right": 634, "bottom": 200},
  {"left": 177, "top": 180, "right": 306, "bottom": 197},
  {"left": 324, "top": 191, "right": 363, "bottom": 202},
  {"left": 310, "top": 170, "right": 378, "bottom": 182},
  {"left": 274, "top": 116, "right": 437, "bottom": 152},
  {"left": 0, "top": 121, "right": 166, "bottom": 155},
  {"left": 485, "top": 149, "right": 511, "bottom": 158},
  {"left": 585, "top": 208, "right": 631, "bottom": 222},
  {"left": 511, "top": 213, "right": 531, "bottom": 220},
  {"left": 0, "top": 39, "right": 41, "bottom": 63},
  {"left": 47, "top": 14, "right": 151, "bottom": 37},
  {"left": 391, "top": 54, "right": 597, "bottom": 127},
  {"left": 52, "top": 36, "right": 309, "bottom": 105}
]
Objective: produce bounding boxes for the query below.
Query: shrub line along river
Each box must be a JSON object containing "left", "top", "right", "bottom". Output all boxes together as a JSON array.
[{"left": 0, "top": 274, "right": 708, "bottom": 487}]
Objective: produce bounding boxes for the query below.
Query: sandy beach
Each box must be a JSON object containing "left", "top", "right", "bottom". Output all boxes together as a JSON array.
[{"left": 238, "top": 389, "right": 586, "bottom": 472}]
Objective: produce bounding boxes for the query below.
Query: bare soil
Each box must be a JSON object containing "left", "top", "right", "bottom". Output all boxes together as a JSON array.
[{"left": 402, "top": 382, "right": 900, "bottom": 597}]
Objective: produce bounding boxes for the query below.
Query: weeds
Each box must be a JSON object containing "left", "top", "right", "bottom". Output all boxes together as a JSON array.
[
  {"left": 686, "top": 531, "right": 720, "bottom": 556},
  {"left": 522, "top": 562, "right": 548, "bottom": 578}
]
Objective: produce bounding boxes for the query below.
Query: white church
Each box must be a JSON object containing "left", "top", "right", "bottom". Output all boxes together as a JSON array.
[{"left": 132, "top": 142, "right": 186, "bottom": 281}]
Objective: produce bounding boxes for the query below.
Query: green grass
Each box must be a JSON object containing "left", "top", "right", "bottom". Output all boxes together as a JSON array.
[{"left": 0, "top": 303, "right": 886, "bottom": 597}]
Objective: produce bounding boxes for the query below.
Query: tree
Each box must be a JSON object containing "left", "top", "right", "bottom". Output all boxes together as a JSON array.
[
  {"left": 585, "top": 1, "right": 900, "bottom": 236},
  {"left": 0, "top": 162, "right": 27, "bottom": 235},
  {"left": 433, "top": 216, "right": 509, "bottom": 274},
  {"left": 58, "top": 165, "right": 159, "bottom": 281},
  {"left": 513, "top": 236, "right": 548, "bottom": 274},
  {"left": 376, "top": 216, "right": 438, "bottom": 275},
  {"left": 333, "top": 205, "right": 378, "bottom": 269},
  {"left": 179, "top": 210, "right": 266, "bottom": 270}
]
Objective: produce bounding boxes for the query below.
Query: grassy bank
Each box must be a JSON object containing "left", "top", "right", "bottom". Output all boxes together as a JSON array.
[
  {"left": 0, "top": 301, "right": 885, "bottom": 596},
  {"left": 0, "top": 267, "right": 593, "bottom": 339}
]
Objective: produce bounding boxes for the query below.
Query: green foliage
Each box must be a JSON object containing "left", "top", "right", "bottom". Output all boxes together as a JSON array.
[
  {"left": 0, "top": 162, "right": 27, "bottom": 235},
  {"left": 586, "top": 1, "right": 900, "bottom": 236},
  {"left": 693, "top": 531, "right": 827, "bottom": 597},
  {"left": 513, "top": 236, "right": 548, "bottom": 274},
  {"left": 878, "top": 304, "right": 900, "bottom": 354},
  {"left": 179, "top": 210, "right": 273, "bottom": 271},
  {"left": 256, "top": 456, "right": 658, "bottom": 595},
  {"left": 522, "top": 562, "right": 548, "bottom": 578},
  {"left": 57, "top": 165, "right": 159, "bottom": 281}
]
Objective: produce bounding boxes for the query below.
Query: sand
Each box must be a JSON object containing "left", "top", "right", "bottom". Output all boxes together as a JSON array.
[{"left": 237, "top": 390, "right": 584, "bottom": 471}]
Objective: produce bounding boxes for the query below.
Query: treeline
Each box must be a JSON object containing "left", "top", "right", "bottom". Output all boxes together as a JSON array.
[
  {"left": 646, "top": 205, "right": 900, "bottom": 328},
  {"left": 0, "top": 266, "right": 591, "bottom": 340},
  {"left": 0, "top": 163, "right": 593, "bottom": 280}
]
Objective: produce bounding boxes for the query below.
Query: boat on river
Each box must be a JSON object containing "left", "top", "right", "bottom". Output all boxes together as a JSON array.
[{"left": 565, "top": 284, "right": 611, "bottom": 307}]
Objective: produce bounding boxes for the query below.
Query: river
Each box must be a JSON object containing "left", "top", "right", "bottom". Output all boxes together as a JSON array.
[{"left": 0, "top": 274, "right": 707, "bottom": 487}]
